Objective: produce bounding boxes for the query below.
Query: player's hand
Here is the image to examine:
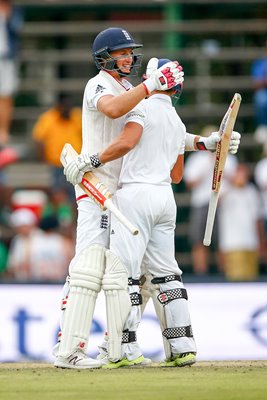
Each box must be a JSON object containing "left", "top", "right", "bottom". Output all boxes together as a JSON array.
[
  {"left": 203, "top": 131, "right": 241, "bottom": 154},
  {"left": 228, "top": 131, "right": 241, "bottom": 154},
  {"left": 64, "top": 160, "right": 84, "bottom": 185},
  {"left": 63, "top": 153, "right": 103, "bottom": 186},
  {"left": 143, "top": 61, "right": 184, "bottom": 93},
  {"left": 202, "top": 131, "right": 221, "bottom": 151}
]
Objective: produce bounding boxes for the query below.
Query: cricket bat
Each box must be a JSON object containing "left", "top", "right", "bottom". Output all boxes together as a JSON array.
[
  {"left": 60, "top": 143, "right": 139, "bottom": 236},
  {"left": 203, "top": 93, "right": 242, "bottom": 246}
]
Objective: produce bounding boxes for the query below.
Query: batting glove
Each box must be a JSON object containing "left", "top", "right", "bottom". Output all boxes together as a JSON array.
[
  {"left": 64, "top": 153, "right": 103, "bottom": 186},
  {"left": 228, "top": 131, "right": 241, "bottom": 154},
  {"left": 200, "top": 131, "right": 221, "bottom": 151},
  {"left": 143, "top": 61, "right": 184, "bottom": 93},
  {"left": 200, "top": 131, "right": 241, "bottom": 154}
]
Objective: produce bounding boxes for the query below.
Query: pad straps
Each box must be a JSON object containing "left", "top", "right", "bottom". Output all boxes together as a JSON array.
[
  {"left": 163, "top": 325, "right": 194, "bottom": 339},
  {"left": 157, "top": 288, "right": 188, "bottom": 305},
  {"left": 122, "top": 330, "right": 137, "bottom": 343},
  {"left": 151, "top": 274, "right": 182, "bottom": 284}
]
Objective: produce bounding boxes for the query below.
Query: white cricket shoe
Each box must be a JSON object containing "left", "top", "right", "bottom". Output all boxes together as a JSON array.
[{"left": 54, "top": 350, "right": 101, "bottom": 369}]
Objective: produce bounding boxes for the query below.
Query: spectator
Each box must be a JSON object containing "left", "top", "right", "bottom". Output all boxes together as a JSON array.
[
  {"left": 252, "top": 39, "right": 267, "bottom": 150},
  {"left": 0, "top": 0, "right": 23, "bottom": 146},
  {"left": 41, "top": 188, "right": 76, "bottom": 235},
  {"left": 5, "top": 208, "right": 39, "bottom": 280},
  {"left": 183, "top": 125, "right": 238, "bottom": 275},
  {"left": 32, "top": 94, "right": 82, "bottom": 202},
  {"left": 6, "top": 209, "right": 74, "bottom": 282},
  {"left": 218, "top": 164, "right": 265, "bottom": 281},
  {"left": 254, "top": 145, "right": 267, "bottom": 264},
  {"left": 0, "top": 238, "right": 8, "bottom": 276},
  {"left": 37, "top": 214, "right": 74, "bottom": 280}
]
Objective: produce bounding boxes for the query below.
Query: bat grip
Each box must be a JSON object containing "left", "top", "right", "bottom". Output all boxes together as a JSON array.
[{"left": 104, "top": 198, "right": 139, "bottom": 236}]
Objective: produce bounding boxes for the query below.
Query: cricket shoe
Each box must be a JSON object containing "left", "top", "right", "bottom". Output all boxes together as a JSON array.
[
  {"left": 54, "top": 350, "right": 101, "bottom": 369},
  {"left": 96, "top": 345, "right": 152, "bottom": 367},
  {"left": 160, "top": 352, "right": 196, "bottom": 368},
  {"left": 102, "top": 355, "right": 147, "bottom": 369}
]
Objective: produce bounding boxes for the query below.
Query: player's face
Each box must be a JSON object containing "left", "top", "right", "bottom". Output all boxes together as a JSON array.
[{"left": 110, "top": 48, "right": 134, "bottom": 75}]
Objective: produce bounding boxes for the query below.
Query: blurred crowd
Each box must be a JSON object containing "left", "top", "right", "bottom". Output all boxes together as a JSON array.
[
  {"left": 0, "top": 1, "right": 267, "bottom": 283},
  {"left": 184, "top": 126, "right": 267, "bottom": 281}
]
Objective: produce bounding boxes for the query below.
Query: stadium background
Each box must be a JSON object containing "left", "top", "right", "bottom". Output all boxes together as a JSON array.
[
  {"left": 1, "top": 0, "right": 267, "bottom": 363},
  {"left": 6, "top": 0, "right": 267, "bottom": 273}
]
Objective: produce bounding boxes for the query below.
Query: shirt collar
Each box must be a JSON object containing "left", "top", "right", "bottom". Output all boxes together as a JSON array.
[{"left": 149, "top": 93, "right": 172, "bottom": 104}]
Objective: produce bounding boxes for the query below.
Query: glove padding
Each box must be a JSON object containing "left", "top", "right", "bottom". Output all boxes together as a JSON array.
[
  {"left": 202, "top": 131, "right": 241, "bottom": 154},
  {"left": 63, "top": 153, "right": 102, "bottom": 186},
  {"left": 228, "top": 131, "right": 241, "bottom": 154},
  {"left": 143, "top": 61, "right": 184, "bottom": 93}
]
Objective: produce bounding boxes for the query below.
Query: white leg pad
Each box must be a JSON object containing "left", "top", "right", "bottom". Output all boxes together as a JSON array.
[
  {"left": 58, "top": 245, "right": 105, "bottom": 357},
  {"left": 102, "top": 250, "right": 131, "bottom": 362},
  {"left": 140, "top": 273, "right": 172, "bottom": 359},
  {"left": 158, "top": 280, "right": 197, "bottom": 355}
]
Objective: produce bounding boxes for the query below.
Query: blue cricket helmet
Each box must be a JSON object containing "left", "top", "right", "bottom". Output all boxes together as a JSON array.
[{"left": 92, "top": 27, "right": 143, "bottom": 75}]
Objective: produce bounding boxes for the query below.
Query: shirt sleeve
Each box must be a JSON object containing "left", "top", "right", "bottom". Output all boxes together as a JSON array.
[
  {"left": 179, "top": 132, "right": 186, "bottom": 155},
  {"left": 124, "top": 103, "right": 146, "bottom": 128},
  {"left": 85, "top": 78, "right": 115, "bottom": 109}
]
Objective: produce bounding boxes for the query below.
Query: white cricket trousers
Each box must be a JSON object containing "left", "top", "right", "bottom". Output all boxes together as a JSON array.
[{"left": 110, "top": 183, "right": 182, "bottom": 279}]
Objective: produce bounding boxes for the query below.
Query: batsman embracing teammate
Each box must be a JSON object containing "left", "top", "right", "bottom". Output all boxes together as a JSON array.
[{"left": 54, "top": 27, "right": 241, "bottom": 369}]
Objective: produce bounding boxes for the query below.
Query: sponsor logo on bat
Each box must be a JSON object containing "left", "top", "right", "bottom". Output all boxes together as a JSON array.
[{"left": 82, "top": 177, "right": 106, "bottom": 206}]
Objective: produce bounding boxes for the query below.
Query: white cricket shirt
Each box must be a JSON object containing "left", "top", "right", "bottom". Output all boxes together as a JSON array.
[
  {"left": 76, "top": 70, "right": 132, "bottom": 197},
  {"left": 183, "top": 152, "right": 238, "bottom": 207},
  {"left": 254, "top": 157, "right": 267, "bottom": 218},
  {"left": 118, "top": 94, "right": 186, "bottom": 186},
  {"left": 218, "top": 183, "right": 262, "bottom": 251}
]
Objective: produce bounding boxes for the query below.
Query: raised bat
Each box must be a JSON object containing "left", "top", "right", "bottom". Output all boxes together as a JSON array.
[
  {"left": 203, "top": 93, "right": 242, "bottom": 246},
  {"left": 60, "top": 143, "right": 139, "bottom": 236}
]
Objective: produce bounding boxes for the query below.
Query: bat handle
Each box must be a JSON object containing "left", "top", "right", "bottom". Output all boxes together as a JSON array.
[
  {"left": 104, "top": 198, "right": 139, "bottom": 236},
  {"left": 203, "top": 191, "right": 219, "bottom": 247}
]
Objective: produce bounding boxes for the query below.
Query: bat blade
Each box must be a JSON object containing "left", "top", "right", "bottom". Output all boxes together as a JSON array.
[{"left": 203, "top": 93, "right": 241, "bottom": 246}]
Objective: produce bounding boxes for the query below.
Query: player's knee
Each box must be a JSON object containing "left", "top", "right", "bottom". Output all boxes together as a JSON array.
[
  {"left": 150, "top": 274, "right": 187, "bottom": 305},
  {"left": 70, "top": 244, "right": 106, "bottom": 292},
  {"left": 102, "top": 250, "right": 129, "bottom": 291}
]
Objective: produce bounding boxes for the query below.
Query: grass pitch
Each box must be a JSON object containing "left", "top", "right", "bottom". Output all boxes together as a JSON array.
[{"left": 0, "top": 361, "right": 266, "bottom": 400}]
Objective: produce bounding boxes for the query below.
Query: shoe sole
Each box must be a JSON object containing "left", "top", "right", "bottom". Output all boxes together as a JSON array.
[
  {"left": 54, "top": 360, "right": 101, "bottom": 370},
  {"left": 160, "top": 354, "right": 196, "bottom": 368},
  {"left": 102, "top": 355, "right": 145, "bottom": 369}
]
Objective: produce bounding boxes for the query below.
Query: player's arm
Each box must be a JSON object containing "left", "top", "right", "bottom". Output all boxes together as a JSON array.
[
  {"left": 185, "top": 131, "right": 241, "bottom": 154},
  {"left": 97, "top": 88, "right": 147, "bottom": 119},
  {"left": 171, "top": 154, "right": 184, "bottom": 184},
  {"left": 99, "top": 122, "right": 143, "bottom": 163},
  {"left": 64, "top": 121, "right": 143, "bottom": 186},
  {"left": 97, "top": 61, "right": 184, "bottom": 119}
]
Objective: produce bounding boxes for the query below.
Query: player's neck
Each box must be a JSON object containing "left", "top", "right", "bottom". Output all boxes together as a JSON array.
[
  {"left": 105, "top": 69, "right": 122, "bottom": 81},
  {"left": 105, "top": 69, "right": 131, "bottom": 90}
]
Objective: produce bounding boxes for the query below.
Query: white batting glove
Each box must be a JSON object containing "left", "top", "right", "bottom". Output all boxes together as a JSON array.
[
  {"left": 201, "top": 131, "right": 241, "bottom": 154},
  {"left": 143, "top": 61, "right": 184, "bottom": 93},
  {"left": 228, "top": 131, "right": 241, "bottom": 154},
  {"left": 201, "top": 131, "right": 221, "bottom": 151},
  {"left": 64, "top": 153, "right": 103, "bottom": 186}
]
